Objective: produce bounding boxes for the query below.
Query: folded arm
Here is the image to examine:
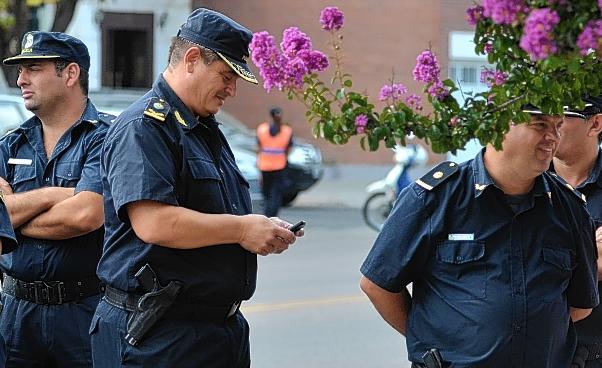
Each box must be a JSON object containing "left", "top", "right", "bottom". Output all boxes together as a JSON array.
[{"left": 20, "top": 191, "right": 103, "bottom": 240}]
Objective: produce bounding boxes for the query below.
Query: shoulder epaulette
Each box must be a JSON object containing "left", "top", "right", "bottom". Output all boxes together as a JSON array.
[
  {"left": 548, "top": 172, "right": 586, "bottom": 203},
  {"left": 143, "top": 97, "right": 170, "bottom": 123},
  {"left": 415, "top": 161, "right": 459, "bottom": 191},
  {"left": 97, "top": 112, "right": 116, "bottom": 125}
]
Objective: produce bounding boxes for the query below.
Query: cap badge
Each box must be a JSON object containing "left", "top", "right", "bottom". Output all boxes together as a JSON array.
[{"left": 22, "top": 33, "right": 34, "bottom": 53}]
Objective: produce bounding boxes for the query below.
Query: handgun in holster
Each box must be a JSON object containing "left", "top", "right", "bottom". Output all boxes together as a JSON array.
[
  {"left": 422, "top": 349, "right": 444, "bottom": 368},
  {"left": 125, "top": 264, "right": 182, "bottom": 346}
]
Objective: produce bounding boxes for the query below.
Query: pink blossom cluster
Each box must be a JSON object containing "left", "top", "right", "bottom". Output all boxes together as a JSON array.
[
  {"left": 480, "top": 68, "right": 508, "bottom": 87},
  {"left": 378, "top": 83, "right": 408, "bottom": 102},
  {"left": 577, "top": 20, "right": 602, "bottom": 55},
  {"left": 355, "top": 114, "right": 369, "bottom": 134},
  {"left": 466, "top": 5, "right": 484, "bottom": 26},
  {"left": 482, "top": 0, "right": 526, "bottom": 25},
  {"left": 320, "top": 6, "right": 344, "bottom": 31},
  {"left": 413, "top": 50, "right": 449, "bottom": 101},
  {"left": 519, "top": 8, "right": 560, "bottom": 61},
  {"left": 250, "top": 28, "right": 329, "bottom": 92},
  {"left": 405, "top": 93, "right": 423, "bottom": 111}
]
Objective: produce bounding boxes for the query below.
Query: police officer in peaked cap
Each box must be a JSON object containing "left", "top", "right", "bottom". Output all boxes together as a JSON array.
[
  {"left": 91, "top": 9, "right": 303, "bottom": 367},
  {"left": 360, "top": 105, "right": 599, "bottom": 367},
  {"left": 0, "top": 31, "right": 112, "bottom": 367}
]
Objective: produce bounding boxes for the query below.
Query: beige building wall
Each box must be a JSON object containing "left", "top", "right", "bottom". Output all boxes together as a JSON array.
[{"left": 193, "top": 0, "right": 474, "bottom": 164}]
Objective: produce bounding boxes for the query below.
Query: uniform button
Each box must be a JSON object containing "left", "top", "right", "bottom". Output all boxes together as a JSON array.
[
  {"left": 44, "top": 177, "right": 49, "bottom": 182},
  {"left": 514, "top": 324, "right": 521, "bottom": 332},
  {"left": 232, "top": 203, "right": 238, "bottom": 210},
  {"left": 67, "top": 172, "right": 72, "bottom": 177},
  {"left": 455, "top": 256, "right": 463, "bottom": 261}
]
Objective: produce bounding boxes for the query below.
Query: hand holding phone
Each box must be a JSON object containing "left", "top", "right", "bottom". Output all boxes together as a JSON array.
[{"left": 289, "top": 220, "right": 306, "bottom": 233}]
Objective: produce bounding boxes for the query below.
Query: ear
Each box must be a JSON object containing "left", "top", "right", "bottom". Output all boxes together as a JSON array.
[
  {"left": 64, "top": 62, "right": 81, "bottom": 88},
  {"left": 183, "top": 47, "right": 201, "bottom": 73},
  {"left": 588, "top": 114, "right": 602, "bottom": 138}
]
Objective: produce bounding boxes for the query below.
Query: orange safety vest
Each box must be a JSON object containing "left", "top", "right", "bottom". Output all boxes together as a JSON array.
[{"left": 256, "top": 122, "right": 292, "bottom": 172}]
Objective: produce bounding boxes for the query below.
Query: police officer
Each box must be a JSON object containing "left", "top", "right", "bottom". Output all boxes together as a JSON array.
[
  {"left": 91, "top": 9, "right": 301, "bottom": 367},
  {"left": 554, "top": 97, "right": 602, "bottom": 368},
  {"left": 360, "top": 107, "right": 599, "bottom": 367},
  {"left": 0, "top": 32, "right": 110, "bottom": 367},
  {"left": 257, "top": 106, "right": 293, "bottom": 217}
]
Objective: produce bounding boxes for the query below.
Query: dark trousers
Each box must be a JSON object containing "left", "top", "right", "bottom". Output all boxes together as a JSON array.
[
  {"left": 90, "top": 299, "right": 250, "bottom": 368},
  {"left": 261, "top": 169, "right": 286, "bottom": 217},
  {"left": 0, "top": 293, "right": 99, "bottom": 368}
]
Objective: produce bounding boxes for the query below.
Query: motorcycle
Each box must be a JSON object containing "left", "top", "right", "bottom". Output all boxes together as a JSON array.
[{"left": 362, "top": 143, "right": 428, "bottom": 231}]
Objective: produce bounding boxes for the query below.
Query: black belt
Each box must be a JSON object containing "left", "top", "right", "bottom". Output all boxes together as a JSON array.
[
  {"left": 2, "top": 274, "right": 102, "bottom": 305},
  {"left": 104, "top": 285, "right": 241, "bottom": 322}
]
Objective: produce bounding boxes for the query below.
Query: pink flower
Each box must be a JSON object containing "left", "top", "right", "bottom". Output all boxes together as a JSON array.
[
  {"left": 413, "top": 50, "right": 441, "bottom": 84},
  {"left": 405, "top": 94, "right": 423, "bottom": 111},
  {"left": 482, "top": 0, "right": 527, "bottom": 25},
  {"left": 320, "top": 7, "right": 344, "bottom": 31},
  {"left": 519, "top": 8, "right": 560, "bottom": 61},
  {"left": 378, "top": 83, "right": 408, "bottom": 102},
  {"left": 449, "top": 116, "right": 460, "bottom": 127},
  {"left": 577, "top": 20, "right": 602, "bottom": 55},
  {"left": 480, "top": 68, "right": 508, "bottom": 87},
  {"left": 466, "top": 5, "right": 484, "bottom": 26},
  {"left": 355, "top": 114, "right": 368, "bottom": 134},
  {"left": 427, "top": 80, "right": 450, "bottom": 101}
]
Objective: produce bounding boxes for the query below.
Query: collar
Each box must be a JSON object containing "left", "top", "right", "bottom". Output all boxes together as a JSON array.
[
  {"left": 471, "top": 148, "right": 548, "bottom": 199},
  {"left": 152, "top": 75, "right": 219, "bottom": 131}
]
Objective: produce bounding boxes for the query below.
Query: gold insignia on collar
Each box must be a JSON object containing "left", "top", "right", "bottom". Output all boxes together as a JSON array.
[
  {"left": 174, "top": 110, "right": 188, "bottom": 127},
  {"left": 433, "top": 171, "right": 444, "bottom": 179},
  {"left": 565, "top": 183, "right": 574, "bottom": 190},
  {"left": 475, "top": 184, "right": 487, "bottom": 191},
  {"left": 547, "top": 192, "right": 552, "bottom": 199}
]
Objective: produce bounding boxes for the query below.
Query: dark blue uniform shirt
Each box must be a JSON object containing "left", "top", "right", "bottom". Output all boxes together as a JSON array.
[
  {"left": 97, "top": 76, "right": 256, "bottom": 304},
  {"left": 0, "top": 201, "right": 17, "bottom": 254},
  {"left": 572, "top": 149, "right": 602, "bottom": 346},
  {"left": 361, "top": 150, "right": 599, "bottom": 368},
  {"left": 0, "top": 101, "right": 108, "bottom": 281}
]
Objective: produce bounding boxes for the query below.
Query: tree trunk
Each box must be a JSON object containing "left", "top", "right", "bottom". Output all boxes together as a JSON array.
[{"left": 51, "top": 0, "right": 78, "bottom": 33}]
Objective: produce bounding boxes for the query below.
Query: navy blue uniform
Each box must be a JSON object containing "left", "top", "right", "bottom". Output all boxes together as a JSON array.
[
  {"left": 91, "top": 76, "right": 255, "bottom": 368},
  {"left": 571, "top": 149, "right": 602, "bottom": 367},
  {"left": 0, "top": 101, "right": 109, "bottom": 367},
  {"left": 0, "top": 201, "right": 18, "bottom": 368},
  {"left": 361, "top": 150, "right": 599, "bottom": 368}
]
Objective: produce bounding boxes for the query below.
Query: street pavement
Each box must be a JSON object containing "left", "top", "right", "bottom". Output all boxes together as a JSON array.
[{"left": 243, "top": 164, "right": 414, "bottom": 367}]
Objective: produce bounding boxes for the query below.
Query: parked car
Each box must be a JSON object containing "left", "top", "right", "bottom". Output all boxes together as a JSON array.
[
  {"left": 216, "top": 110, "right": 323, "bottom": 205},
  {"left": 0, "top": 94, "right": 33, "bottom": 134}
]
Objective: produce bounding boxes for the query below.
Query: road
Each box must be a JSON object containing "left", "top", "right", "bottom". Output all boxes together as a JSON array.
[{"left": 242, "top": 165, "right": 413, "bottom": 367}]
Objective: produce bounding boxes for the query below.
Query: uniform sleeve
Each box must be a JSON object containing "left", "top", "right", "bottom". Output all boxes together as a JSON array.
[
  {"left": 0, "top": 201, "right": 17, "bottom": 254},
  {"left": 360, "top": 184, "right": 433, "bottom": 293},
  {"left": 0, "top": 136, "right": 12, "bottom": 179},
  {"left": 75, "top": 125, "right": 108, "bottom": 195},
  {"left": 103, "top": 119, "right": 179, "bottom": 223},
  {"left": 567, "top": 205, "right": 599, "bottom": 309}
]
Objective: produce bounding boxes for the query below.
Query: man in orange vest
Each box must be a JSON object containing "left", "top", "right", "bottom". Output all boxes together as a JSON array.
[{"left": 257, "top": 107, "right": 293, "bottom": 217}]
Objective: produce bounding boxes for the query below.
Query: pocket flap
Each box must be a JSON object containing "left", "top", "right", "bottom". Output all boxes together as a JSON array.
[
  {"left": 12, "top": 164, "right": 36, "bottom": 185},
  {"left": 437, "top": 241, "right": 485, "bottom": 264},
  {"left": 55, "top": 161, "right": 82, "bottom": 180},
  {"left": 542, "top": 247, "right": 574, "bottom": 271},
  {"left": 187, "top": 158, "right": 221, "bottom": 180}
]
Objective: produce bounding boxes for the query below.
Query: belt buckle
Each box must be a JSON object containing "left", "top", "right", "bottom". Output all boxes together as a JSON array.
[
  {"left": 226, "top": 301, "right": 241, "bottom": 319},
  {"left": 33, "top": 281, "right": 49, "bottom": 304}
]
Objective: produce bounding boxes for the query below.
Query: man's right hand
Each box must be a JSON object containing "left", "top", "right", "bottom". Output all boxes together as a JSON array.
[{"left": 238, "top": 214, "right": 297, "bottom": 256}]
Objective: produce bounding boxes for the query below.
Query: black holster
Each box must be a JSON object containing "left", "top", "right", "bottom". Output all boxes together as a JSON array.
[
  {"left": 124, "top": 264, "right": 182, "bottom": 346},
  {"left": 422, "top": 349, "right": 444, "bottom": 368}
]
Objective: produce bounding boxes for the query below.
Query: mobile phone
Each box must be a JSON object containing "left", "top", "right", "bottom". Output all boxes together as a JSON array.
[{"left": 289, "top": 220, "right": 306, "bottom": 233}]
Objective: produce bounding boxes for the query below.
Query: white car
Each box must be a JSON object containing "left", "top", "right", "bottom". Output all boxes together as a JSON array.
[{"left": 0, "top": 94, "right": 32, "bottom": 135}]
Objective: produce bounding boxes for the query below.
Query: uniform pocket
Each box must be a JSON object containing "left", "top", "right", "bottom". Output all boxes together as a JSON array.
[
  {"left": 541, "top": 247, "right": 574, "bottom": 303},
  {"left": 188, "top": 158, "right": 221, "bottom": 181},
  {"left": 11, "top": 163, "right": 36, "bottom": 188},
  {"left": 434, "top": 240, "right": 487, "bottom": 300},
  {"left": 185, "top": 158, "right": 225, "bottom": 213}
]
